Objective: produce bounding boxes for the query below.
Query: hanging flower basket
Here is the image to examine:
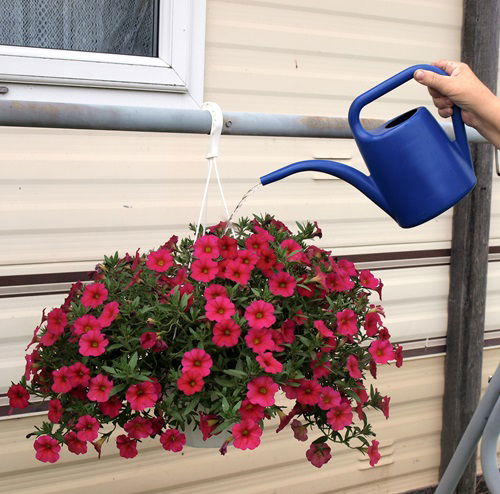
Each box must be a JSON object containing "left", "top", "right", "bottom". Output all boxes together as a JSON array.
[{"left": 8, "top": 215, "right": 402, "bottom": 467}]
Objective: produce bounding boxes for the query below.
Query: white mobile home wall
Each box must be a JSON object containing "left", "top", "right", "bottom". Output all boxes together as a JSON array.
[{"left": 0, "top": 1, "right": 499, "bottom": 492}]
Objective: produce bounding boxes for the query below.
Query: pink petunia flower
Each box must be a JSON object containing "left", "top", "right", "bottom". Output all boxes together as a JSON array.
[
  {"left": 46, "top": 308, "right": 67, "bottom": 335},
  {"left": 181, "top": 348, "right": 213, "bottom": 377},
  {"left": 81, "top": 282, "right": 108, "bottom": 308},
  {"left": 239, "top": 398, "right": 265, "bottom": 422},
  {"left": 280, "top": 238, "right": 304, "bottom": 261},
  {"left": 327, "top": 271, "right": 355, "bottom": 292},
  {"left": 204, "top": 283, "right": 228, "bottom": 300},
  {"left": 314, "top": 320, "right": 334, "bottom": 338},
  {"left": 177, "top": 370, "right": 205, "bottom": 395},
  {"left": 99, "top": 395, "right": 122, "bottom": 418},
  {"left": 336, "top": 309, "right": 358, "bottom": 337},
  {"left": 359, "top": 269, "right": 380, "bottom": 289},
  {"left": 337, "top": 259, "right": 357, "bottom": 276},
  {"left": 291, "top": 419, "right": 308, "bottom": 441},
  {"left": 364, "top": 311, "right": 382, "bottom": 337},
  {"left": 256, "top": 248, "right": 277, "bottom": 271},
  {"left": 34, "top": 435, "right": 61, "bottom": 463},
  {"left": 225, "top": 259, "right": 252, "bottom": 285},
  {"left": 306, "top": 442, "right": 332, "bottom": 468},
  {"left": 199, "top": 412, "right": 221, "bottom": 440},
  {"left": 75, "top": 415, "right": 100, "bottom": 442},
  {"left": 68, "top": 362, "right": 91, "bottom": 387},
  {"left": 79, "top": 329, "right": 109, "bottom": 357},
  {"left": 126, "top": 381, "right": 159, "bottom": 411},
  {"left": 40, "top": 330, "right": 60, "bottom": 347},
  {"left": 190, "top": 258, "right": 218, "bottom": 283},
  {"left": 394, "top": 345, "right": 404, "bottom": 368},
  {"left": 98, "top": 301, "right": 120, "bottom": 328},
  {"left": 318, "top": 387, "right": 342, "bottom": 410},
  {"left": 124, "top": 416, "right": 153, "bottom": 439},
  {"left": 246, "top": 376, "right": 278, "bottom": 407},
  {"left": 194, "top": 235, "right": 220, "bottom": 259},
  {"left": 326, "top": 402, "right": 353, "bottom": 431},
  {"left": 269, "top": 271, "right": 296, "bottom": 297},
  {"left": 149, "top": 416, "right": 166, "bottom": 437},
  {"left": 48, "top": 399, "right": 63, "bottom": 423},
  {"left": 369, "top": 340, "right": 395, "bottom": 364},
  {"left": 346, "top": 355, "right": 362, "bottom": 379},
  {"left": 7, "top": 383, "right": 30, "bottom": 409},
  {"left": 218, "top": 235, "right": 238, "bottom": 259},
  {"left": 367, "top": 439, "right": 381, "bottom": 466},
  {"left": 212, "top": 319, "right": 241, "bottom": 347},
  {"left": 244, "top": 300, "right": 276, "bottom": 329},
  {"left": 51, "top": 366, "right": 73, "bottom": 393},
  {"left": 279, "top": 319, "right": 296, "bottom": 344},
  {"left": 296, "top": 379, "right": 322, "bottom": 406},
  {"left": 160, "top": 429, "right": 186, "bottom": 452},
  {"left": 232, "top": 420, "right": 263, "bottom": 450},
  {"left": 87, "top": 374, "right": 114, "bottom": 403},
  {"left": 245, "top": 233, "right": 269, "bottom": 253},
  {"left": 72, "top": 314, "right": 102, "bottom": 336},
  {"left": 381, "top": 395, "right": 390, "bottom": 419},
  {"left": 140, "top": 331, "right": 158, "bottom": 349},
  {"left": 311, "top": 357, "right": 332, "bottom": 379},
  {"left": 116, "top": 434, "right": 138, "bottom": 459},
  {"left": 146, "top": 248, "right": 174, "bottom": 272},
  {"left": 205, "top": 296, "right": 236, "bottom": 322},
  {"left": 64, "top": 431, "right": 88, "bottom": 455},
  {"left": 297, "top": 274, "right": 315, "bottom": 298},
  {"left": 245, "top": 328, "right": 276, "bottom": 354},
  {"left": 256, "top": 352, "right": 283, "bottom": 374},
  {"left": 237, "top": 249, "right": 259, "bottom": 267}
]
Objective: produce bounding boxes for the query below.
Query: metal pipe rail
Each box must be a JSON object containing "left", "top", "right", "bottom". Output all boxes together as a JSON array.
[{"left": 0, "top": 99, "right": 487, "bottom": 142}]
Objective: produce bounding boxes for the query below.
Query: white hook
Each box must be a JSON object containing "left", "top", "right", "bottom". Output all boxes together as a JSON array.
[
  {"left": 193, "top": 102, "right": 235, "bottom": 244},
  {"left": 202, "top": 101, "right": 224, "bottom": 159}
]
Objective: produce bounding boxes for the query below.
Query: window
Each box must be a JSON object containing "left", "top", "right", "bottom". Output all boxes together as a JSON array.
[{"left": 0, "top": 0, "right": 206, "bottom": 108}]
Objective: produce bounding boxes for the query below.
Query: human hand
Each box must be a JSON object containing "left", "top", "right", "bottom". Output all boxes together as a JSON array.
[{"left": 413, "top": 60, "right": 500, "bottom": 147}]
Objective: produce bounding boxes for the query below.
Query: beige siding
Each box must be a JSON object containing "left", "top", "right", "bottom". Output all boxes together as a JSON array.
[
  {"left": 0, "top": 349, "right": 498, "bottom": 494},
  {"left": 1, "top": 1, "right": 499, "bottom": 493}
]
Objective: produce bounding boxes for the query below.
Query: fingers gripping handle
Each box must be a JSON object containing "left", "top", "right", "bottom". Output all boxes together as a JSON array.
[{"left": 347, "top": 64, "right": 470, "bottom": 157}]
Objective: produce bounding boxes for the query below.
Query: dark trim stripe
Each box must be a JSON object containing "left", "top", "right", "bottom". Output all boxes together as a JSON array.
[
  {"left": 0, "top": 271, "right": 91, "bottom": 287},
  {"left": 1, "top": 246, "right": 500, "bottom": 290}
]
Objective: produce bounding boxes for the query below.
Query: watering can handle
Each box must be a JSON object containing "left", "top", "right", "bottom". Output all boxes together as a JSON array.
[{"left": 348, "top": 64, "right": 470, "bottom": 157}]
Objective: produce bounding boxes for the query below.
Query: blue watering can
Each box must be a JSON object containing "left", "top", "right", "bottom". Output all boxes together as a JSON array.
[{"left": 260, "top": 64, "right": 476, "bottom": 228}]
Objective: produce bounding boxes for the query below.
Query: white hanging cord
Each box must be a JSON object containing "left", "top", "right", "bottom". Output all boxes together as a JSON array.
[{"left": 194, "top": 102, "right": 235, "bottom": 243}]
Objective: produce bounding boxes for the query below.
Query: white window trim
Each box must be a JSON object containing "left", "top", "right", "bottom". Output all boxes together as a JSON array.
[{"left": 0, "top": 0, "right": 206, "bottom": 108}]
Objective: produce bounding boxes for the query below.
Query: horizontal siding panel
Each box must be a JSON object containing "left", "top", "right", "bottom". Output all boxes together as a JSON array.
[
  {"left": 0, "top": 351, "right": 498, "bottom": 493},
  {"left": 0, "top": 129, "right": 469, "bottom": 265},
  {"left": 229, "top": 0, "right": 461, "bottom": 27},
  {"left": 205, "top": 0, "right": 461, "bottom": 115}
]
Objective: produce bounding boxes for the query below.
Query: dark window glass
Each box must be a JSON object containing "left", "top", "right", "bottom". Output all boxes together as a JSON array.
[{"left": 0, "top": 0, "right": 159, "bottom": 57}]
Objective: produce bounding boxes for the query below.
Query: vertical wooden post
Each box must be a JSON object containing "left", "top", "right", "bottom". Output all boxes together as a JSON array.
[{"left": 440, "top": 0, "right": 499, "bottom": 492}]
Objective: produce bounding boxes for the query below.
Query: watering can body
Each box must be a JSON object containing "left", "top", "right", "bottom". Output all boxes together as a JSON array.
[{"left": 260, "top": 64, "right": 476, "bottom": 228}]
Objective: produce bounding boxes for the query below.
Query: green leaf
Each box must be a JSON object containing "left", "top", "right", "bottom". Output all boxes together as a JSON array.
[
  {"left": 221, "top": 396, "right": 230, "bottom": 413},
  {"left": 345, "top": 388, "right": 361, "bottom": 403},
  {"left": 109, "top": 383, "right": 127, "bottom": 397},
  {"left": 102, "top": 366, "right": 121, "bottom": 376},
  {"left": 129, "top": 352, "right": 138, "bottom": 371},
  {"left": 223, "top": 369, "right": 248, "bottom": 379},
  {"left": 212, "top": 419, "right": 233, "bottom": 435},
  {"left": 312, "top": 435, "right": 329, "bottom": 444},
  {"left": 214, "top": 377, "right": 234, "bottom": 387}
]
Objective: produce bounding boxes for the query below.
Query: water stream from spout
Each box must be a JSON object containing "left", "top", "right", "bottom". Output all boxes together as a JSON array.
[{"left": 226, "top": 182, "right": 262, "bottom": 227}]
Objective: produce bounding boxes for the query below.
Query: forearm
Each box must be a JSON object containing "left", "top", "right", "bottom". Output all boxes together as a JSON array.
[{"left": 471, "top": 95, "right": 500, "bottom": 149}]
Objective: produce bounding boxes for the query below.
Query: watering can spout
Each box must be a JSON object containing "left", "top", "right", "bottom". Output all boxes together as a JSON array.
[{"left": 260, "top": 160, "right": 392, "bottom": 216}]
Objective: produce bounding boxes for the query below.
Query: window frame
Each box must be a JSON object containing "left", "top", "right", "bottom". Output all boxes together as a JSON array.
[{"left": 0, "top": 0, "right": 206, "bottom": 108}]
